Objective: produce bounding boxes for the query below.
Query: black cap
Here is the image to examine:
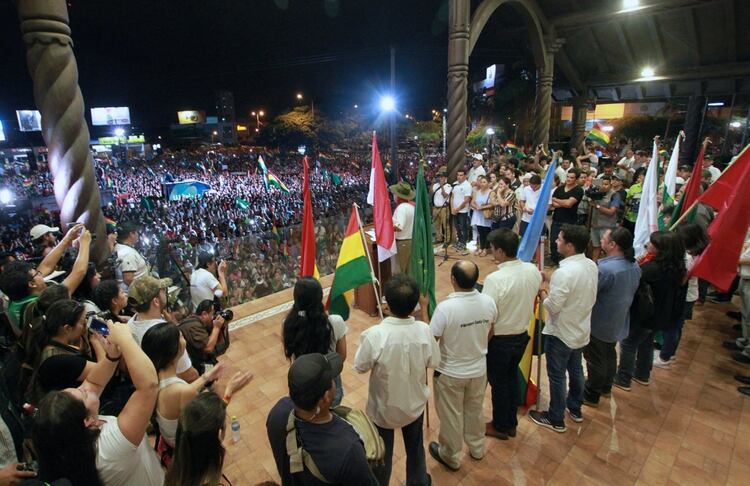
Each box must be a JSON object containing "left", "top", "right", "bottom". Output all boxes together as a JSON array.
[
  {"left": 288, "top": 352, "right": 343, "bottom": 408},
  {"left": 116, "top": 221, "right": 141, "bottom": 236}
]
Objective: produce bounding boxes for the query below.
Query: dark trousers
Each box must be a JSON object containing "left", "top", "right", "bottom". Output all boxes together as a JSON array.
[
  {"left": 583, "top": 336, "right": 617, "bottom": 403},
  {"left": 454, "top": 213, "right": 470, "bottom": 245},
  {"left": 477, "top": 225, "right": 491, "bottom": 250},
  {"left": 660, "top": 301, "right": 694, "bottom": 361},
  {"left": 544, "top": 335, "right": 584, "bottom": 424},
  {"left": 487, "top": 332, "right": 529, "bottom": 431},
  {"left": 491, "top": 215, "right": 516, "bottom": 231},
  {"left": 519, "top": 220, "right": 529, "bottom": 237},
  {"left": 374, "top": 414, "right": 430, "bottom": 486},
  {"left": 616, "top": 322, "right": 653, "bottom": 385},
  {"left": 549, "top": 220, "right": 564, "bottom": 265}
]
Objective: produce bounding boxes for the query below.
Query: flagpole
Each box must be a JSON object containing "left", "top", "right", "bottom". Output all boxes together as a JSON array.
[
  {"left": 669, "top": 140, "right": 750, "bottom": 230},
  {"left": 535, "top": 235, "right": 545, "bottom": 411},
  {"left": 353, "top": 203, "right": 384, "bottom": 320}
]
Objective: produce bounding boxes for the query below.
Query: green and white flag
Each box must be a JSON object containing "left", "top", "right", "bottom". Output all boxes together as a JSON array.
[{"left": 658, "top": 133, "right": 683, "bottom": 229}]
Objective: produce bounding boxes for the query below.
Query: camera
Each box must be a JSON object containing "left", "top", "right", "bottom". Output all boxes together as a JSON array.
[
  {"left": 585, "top": 187, "right": 606, "bottom": 200},
  {"left": 215, "top": 309, "right": 234, "bottom": 321}
]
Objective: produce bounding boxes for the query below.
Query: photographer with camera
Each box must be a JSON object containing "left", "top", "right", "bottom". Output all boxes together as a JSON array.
[
  {"left": 177, "top": 300, "right": 231, "bottom": 374},
  {"left": 589, "top": 176, "right": 622, "bottom": 261},
  {"left": 189, "top": 252, "right": 228, "bottom": 311}
]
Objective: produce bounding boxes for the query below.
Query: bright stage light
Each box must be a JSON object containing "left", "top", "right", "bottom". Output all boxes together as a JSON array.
[
  {"left": 114, "top": 128, "right": 125, "bottom": 137},
  {"left": 622, "top": 0, "right": 640, "bottom": 11},
  {"left": 485, "top": 127, "right": 495, "bottom": 135},
  {"left": 640, "top": 67, "right": 655, "bottom": 78},
  {"left": 379, "top": 95, "right": 396, "bottom": 112},
  {"left": 0, "top": 189, "right": 12, "bottom": 205}
]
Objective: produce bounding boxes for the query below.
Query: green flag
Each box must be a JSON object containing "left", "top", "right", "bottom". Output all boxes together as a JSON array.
[
  {"left": 235, "top": 197, "right": 250, "bottom": 210},
  {"left": 140, "top": 197, "right": 154, "bottom": 211},
  {"left": 409, "top": 162, "right": 436, "bottom": 317},
  {"left": 330, "top": 172, "right": 342, "bottom": 186}
]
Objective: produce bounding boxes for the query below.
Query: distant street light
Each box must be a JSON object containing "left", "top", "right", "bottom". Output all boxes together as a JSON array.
[
  {"left": 296, "top": 93, "right": 303, "bottom": 100},
  {"left": 485, "top": 127, "right": 495, "bottom": 135},
  {"left": 353, "top": 104, "right": 358, "bottom": 109},
  {"left": 380, "top": 95, "right": 396, "bottom": 112}
]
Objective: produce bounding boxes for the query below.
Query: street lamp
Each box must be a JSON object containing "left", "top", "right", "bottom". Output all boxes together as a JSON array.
[
  {"left": 296, "top": 93, "right": 303, "bottom": 101},
  {"left": 640, "top": 66, "right": 655, "bottom": 78},
  {"left": 485, "top": 127, "right": 495, "bottom": 155},
  {"left": 211, "top": 130, "right": 218, "bottom": 143},
  {"left": 379, "top": 95, "right": 396, "bottom": 112},
  {"left": 251, "top": 110, "right": 265, "bottom": 131}
]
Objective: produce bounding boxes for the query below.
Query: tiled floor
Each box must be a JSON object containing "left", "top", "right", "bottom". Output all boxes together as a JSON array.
[{"left": 214, "top": 252, "right": 750, "bottom": 485}]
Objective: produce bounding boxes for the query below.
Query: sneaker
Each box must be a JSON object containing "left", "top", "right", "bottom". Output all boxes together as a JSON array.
[
  {"left": 739, "top": 386, "right": 750, "bottom": 397},
  {"left": 582, "top": 398, "right": 599, "bottom": 408},
  {"left": 732, "top": 351, "right": 750, "bottom": 364},
  {"left": 528, "top": 410, "right": 566, "bottom": 433},
  {"left": 653, "top": 356, "right": 671, "bottom": 368},
  {"left": 633, "top": 378, "right": 650, "bottom": 386},
  {"left": 613, "top": 380, "right": 631, "bottom": 392},
  {"left": 734, "top": 375, "right": 750, "bottom": 385},
  {"left": 567, "top": 408, "right": 584, "bottom": 423}
]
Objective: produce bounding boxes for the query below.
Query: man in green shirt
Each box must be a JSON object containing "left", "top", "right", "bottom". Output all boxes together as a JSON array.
[{"left": 622, "top": 169, "right": 646, "bottom": 234}]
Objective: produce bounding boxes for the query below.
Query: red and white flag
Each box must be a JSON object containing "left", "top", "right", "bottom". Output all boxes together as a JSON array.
[{"left": 367, "top": 132, "right": 397, "bottom": 262}]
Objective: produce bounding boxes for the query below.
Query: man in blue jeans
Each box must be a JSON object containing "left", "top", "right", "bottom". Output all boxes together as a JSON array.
[{"left": 529, "top": 224, "right": 598, "bottom": 432}]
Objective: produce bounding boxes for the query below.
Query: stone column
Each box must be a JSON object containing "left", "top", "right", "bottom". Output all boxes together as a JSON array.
[
  {"left": 446, "top": 0, "right": 470, "bottom": 182},
  {"left": 570, "top": 96, "right": 591, "bottom": 152},
  {"left": 18, "top": 0, "right": 107, "bottom": 262},
  {"left": 532, "top": 38, "right": 564, "bottom": 150}
]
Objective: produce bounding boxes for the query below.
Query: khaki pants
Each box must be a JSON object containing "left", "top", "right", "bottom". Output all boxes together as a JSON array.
[
  {"left": 432, "top": 206, "right": 450, "bottom": 243},
  {"left": 433, "top": 372, "right": 487, "bottom": 469},
  {"left": 396, "top": 239, "right": 412, "bottom": 274}
]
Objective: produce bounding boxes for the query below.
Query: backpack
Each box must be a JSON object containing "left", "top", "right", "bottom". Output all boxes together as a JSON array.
[
  {"left": 630, "top": 280, "right": 655, "bottom": 326},
  {"left": 285, "top": 405, "right": 385, "bottom": 483}
]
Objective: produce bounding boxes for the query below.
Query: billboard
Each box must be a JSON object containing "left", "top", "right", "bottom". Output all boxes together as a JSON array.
[
  {"left": 91, "top": 107, "right": 131, "bottom": 126},
  {"left": 0, "top": 121, "right": 5, "bottom": 142},
  {"left": 98, "top": 135, "right": 145, "bottom": 145},
  {"left": 177, "top": 110, "right": 206, "bottom": 125},
  {"left": 16, "top": 110, "right": 42, "bottom": 132}
]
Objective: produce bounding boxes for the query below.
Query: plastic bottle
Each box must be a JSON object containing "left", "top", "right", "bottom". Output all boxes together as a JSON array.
[{"left": 231, "top": 416, "right": 240, "bottom": 443}]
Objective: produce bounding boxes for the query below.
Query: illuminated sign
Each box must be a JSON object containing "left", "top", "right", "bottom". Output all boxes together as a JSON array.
[
  {"left": 98, "top": 135, "right": 145, "bottom": 145},
  {"left": 177, "top": 110, "right": 206, "bottom": 125},
  {"left": 236, "top": 124, "right": 248, "bottom": 131},
  {"left": 91, "top": 107, "right": 131, "bottom": 126},
  {"left": 16, "top": 110, "right": 42, "bottom": 132},
  {"left": 0, "top": 121, "right": 5, "bottom": 141}
]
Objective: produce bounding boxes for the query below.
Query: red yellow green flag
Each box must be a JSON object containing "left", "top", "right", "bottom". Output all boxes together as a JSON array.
[{"left": 326, "top": 206, "right": 372, "bottom": 320}]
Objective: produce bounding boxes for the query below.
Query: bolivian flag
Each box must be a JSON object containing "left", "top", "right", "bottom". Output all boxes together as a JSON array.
[
  {"left": 505, "top": 141, "right": 518, "bottom": 153},
  {"left": 267, "top": 171, "right": 290, "bottom": 194},
  {"left": 326, "top": 206, "right": 372, "bottom": 320},
  {"left": 586, "top": 123, "right": 610, "bottom": 146},
  {"left": 517, "top": 298, "right": 540, "bottom": 407}
]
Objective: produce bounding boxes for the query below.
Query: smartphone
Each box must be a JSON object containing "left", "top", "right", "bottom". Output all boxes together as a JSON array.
[{"left": 89, "top": 317, "right": 110, "bottom": 336}]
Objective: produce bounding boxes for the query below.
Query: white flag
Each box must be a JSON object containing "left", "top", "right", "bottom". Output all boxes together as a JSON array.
[
  {"left": 661, "top": 133, "right": 683, "bottom": 207},
  {"left": 633, "top": 140, "right": 660, "bottom": 257}
]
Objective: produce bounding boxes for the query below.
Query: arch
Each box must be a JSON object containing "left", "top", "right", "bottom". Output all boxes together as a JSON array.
[{"left": 469, "top": 0, "right": 549, "bottom": 71}]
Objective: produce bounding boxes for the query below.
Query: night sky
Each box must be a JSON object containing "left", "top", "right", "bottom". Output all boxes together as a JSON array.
[{"left": 0, "top": 0, "right": 529, "bottom": 133}]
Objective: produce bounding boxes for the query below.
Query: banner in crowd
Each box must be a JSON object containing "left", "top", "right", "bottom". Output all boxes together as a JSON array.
[
  {"left": 633, "top": 140, "right": 659, "bottom": 256},
  {"left": 163, "top": 179, "right": 211, "bottom": 200},
  {"left": 409, "top": 162, "right": 436, "bottom": 317}
]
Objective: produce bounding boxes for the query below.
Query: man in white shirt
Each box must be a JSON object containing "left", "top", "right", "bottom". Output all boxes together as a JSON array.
[
  {"left": 529, "top": 224, "right": 597, "bottom": 433},
  {"left": 519, "top": 174, "right": 542, "bottom": 237},
  {"left": 432, "top": 168, "right": 452, "bottom": 245},
  {"left": 451, "top": 169, "right": 472, "bottom": 254},
  {"left": 127, "top": 275, "right": 199, "bottom": 383},
  {"left": 114, "top": 222, "right": 149, "bottom": 288},
  {"left": 616, "top": 149, "right": 636, "bottom": 182},
  {"left": 427, "top": 261, "right": 496, "bottom": 471},
  {"left": 354, "top": 274, "right": 441, "bottom": 486},
  {"left": 190, "top": 252, "right": 228, "bottom": 310},
  {"left": 702, "top": 154, "right": 722, "bottom": 183},
  {"left": 467, "top": 154, "right": 486, "bottom": 187},
  {"left": 390, "top": 181, "right": 416, "bottom": 274},
  {"left": 482, "top": 229, "right": 542, "bottom": 440}
]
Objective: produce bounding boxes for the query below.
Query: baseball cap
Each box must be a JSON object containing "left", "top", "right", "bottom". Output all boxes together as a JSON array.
[
  {"left": 288, "top": 352, "right": 343, "bottom": 407},
  {"left": 30, "top": 224, "right": 59, "bottom": 241},
  {"left": 127, "top": 275, "right": 172, "bottom": 306},
  {"left": 116, "top": 221, "right": 141, "bottom": 237}
]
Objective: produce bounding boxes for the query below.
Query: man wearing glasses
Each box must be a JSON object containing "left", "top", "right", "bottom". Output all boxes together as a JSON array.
[{"left": 0, "top": 224, "right": 92, "bottom": 332}]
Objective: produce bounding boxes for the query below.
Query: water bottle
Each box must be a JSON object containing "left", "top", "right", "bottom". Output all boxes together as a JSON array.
[{"left": 231, "top": 416, "right": 240, "bottom": 443}]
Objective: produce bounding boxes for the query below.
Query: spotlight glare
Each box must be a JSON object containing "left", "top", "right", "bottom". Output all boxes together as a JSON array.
[
  {"left": 0, "top": 189, "right": 12, "bottom": 205},
  {"left": 379, "top": 95, "right": 396, "bottom": 112},
  {"left": 640, "top": 67, "right": 655, "bottom": 78}
]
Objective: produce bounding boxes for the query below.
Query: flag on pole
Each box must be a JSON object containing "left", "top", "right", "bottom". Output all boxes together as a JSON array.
[
  {"left": 267, "top": 171, "right": 290, "bottom": 194},
  {"left": 517, "top": 160, "right": 557, "bottom": 262},
  {"left": 235, "top": 197, "right": 250, "bottom": 210},
  {"left": 586, "top": 122, "right": 610, "bottom": 146},
  {"left": 300, "top": 156, "right": 319, "bottom": 279},
  {"left": 408, "top": 162, "right": 437, "bottom": 317},
  {"left": 258, "top": 155, "right": 269, "bottom": 191},
  {"left": 505, "top": 141, "right": 518, "bottom": 153},
  {"left": 366, "top": 132, "right": 397, "bottom": 262},
  {"left": 633, "top": 140, "right": 660, "bottom": 256},
  {"left": 326, "top": 206, "right": 372, "bottom": 320},
  {"left": 672, "top": 143, "right": 706, "bottom": 223},
  {"left": 517, "top": 301, "right": 540, "bottom": 407},
  {"left": 659, "top": 134, "right": 682, "bottom": 229},
  {"left": 690, "top": 146, "right": 750, "bottom": 291}
]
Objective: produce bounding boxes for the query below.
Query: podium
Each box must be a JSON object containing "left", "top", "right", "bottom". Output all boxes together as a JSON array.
[{"left": 353, "top": 227, "right": 391, "bottom": 317}]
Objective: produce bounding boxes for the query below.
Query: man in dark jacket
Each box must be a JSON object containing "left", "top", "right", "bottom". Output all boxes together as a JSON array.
[{"left": 178, "top": 299, "right": 229, "bottom": 373}]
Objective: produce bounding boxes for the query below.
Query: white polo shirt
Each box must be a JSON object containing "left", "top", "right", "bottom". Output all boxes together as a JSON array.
[
  {"left": 520, "top": 186, "right": 541, "bottom": 223},
  {"left": 190, "top": 268, "right": 221, "bottom": 309},
  {"left": 353, "top": 316, "right": 441, "bottom": 429},
  {"left": 429, "top": 290, "right": 496, "bottom": 379},
  {"left": 482, "top": 259, "right": 542, "bottom": 336},
  {"left": 468, "top": 165, "right": 486, "bottom": 186},
  {"left": 451, "top": 180, "right": 472, "bottom": 214},
  {"left": 542, "top": 253, "right": 598, "bottom": 349},
  {"left": 114, "top": 243, "right": 149, "bottom": 283},
  {"left": 432, "top": 182, "right": 452, "bottom": 208},
  {"left": 392, "top": 202, "right": 415, "bottom": 240}
]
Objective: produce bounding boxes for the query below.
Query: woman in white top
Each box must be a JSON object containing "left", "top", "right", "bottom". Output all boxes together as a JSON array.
[
  {"left": 282, "top": 277, "right": 348, "bottom": 406},
  {"left": 470, "top": 175, "right": 493, "bottom": 257},
  {"left": 32, "top": 321, "right": 163, "bottom": 486},
  {"left": 141, "top": 323, "right": 252, "bottom": 460}
]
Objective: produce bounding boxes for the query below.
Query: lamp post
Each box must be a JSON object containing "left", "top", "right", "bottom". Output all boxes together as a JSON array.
[
  {"left": 380, "top": 95, "right": 397, "bottom": 181},
  {"left": 296, "top": 93, "right": 314, "bottom": 120},
  {"left": 251, "top": 110, "right": 264, "bottom": 132},
  {"left": 485, "top": 127, "right": 495, "bottom": 155}
]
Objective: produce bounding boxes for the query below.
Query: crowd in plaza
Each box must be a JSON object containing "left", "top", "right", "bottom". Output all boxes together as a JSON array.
[{"left": 0, "top": 133, "right": 747, "bottom": 485}]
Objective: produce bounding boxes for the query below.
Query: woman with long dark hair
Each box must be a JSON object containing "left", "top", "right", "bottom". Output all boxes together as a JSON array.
[
  {"left": 654, "top": 223, "right": 708, "bottom": 366},
  {"left": 282, "top": 277, "right": 347, "bottom": 406},
  {"left": 615, "top": 231, "right": 686, "bottom": 390},
  {"left": 490, "top": 176, "right": 517, "bottom": 231},
  {"left": 93, "top": 279, "right": 131, "bottom": 323},
  {"left": 141, "top": 323, "right": 251, "bottom": 464},
  {"left": 32, "top": 321, "right": 164, "bottom": 485},
  {"left": 164, "top": 392, "right": 229, "bottom": 486}
]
